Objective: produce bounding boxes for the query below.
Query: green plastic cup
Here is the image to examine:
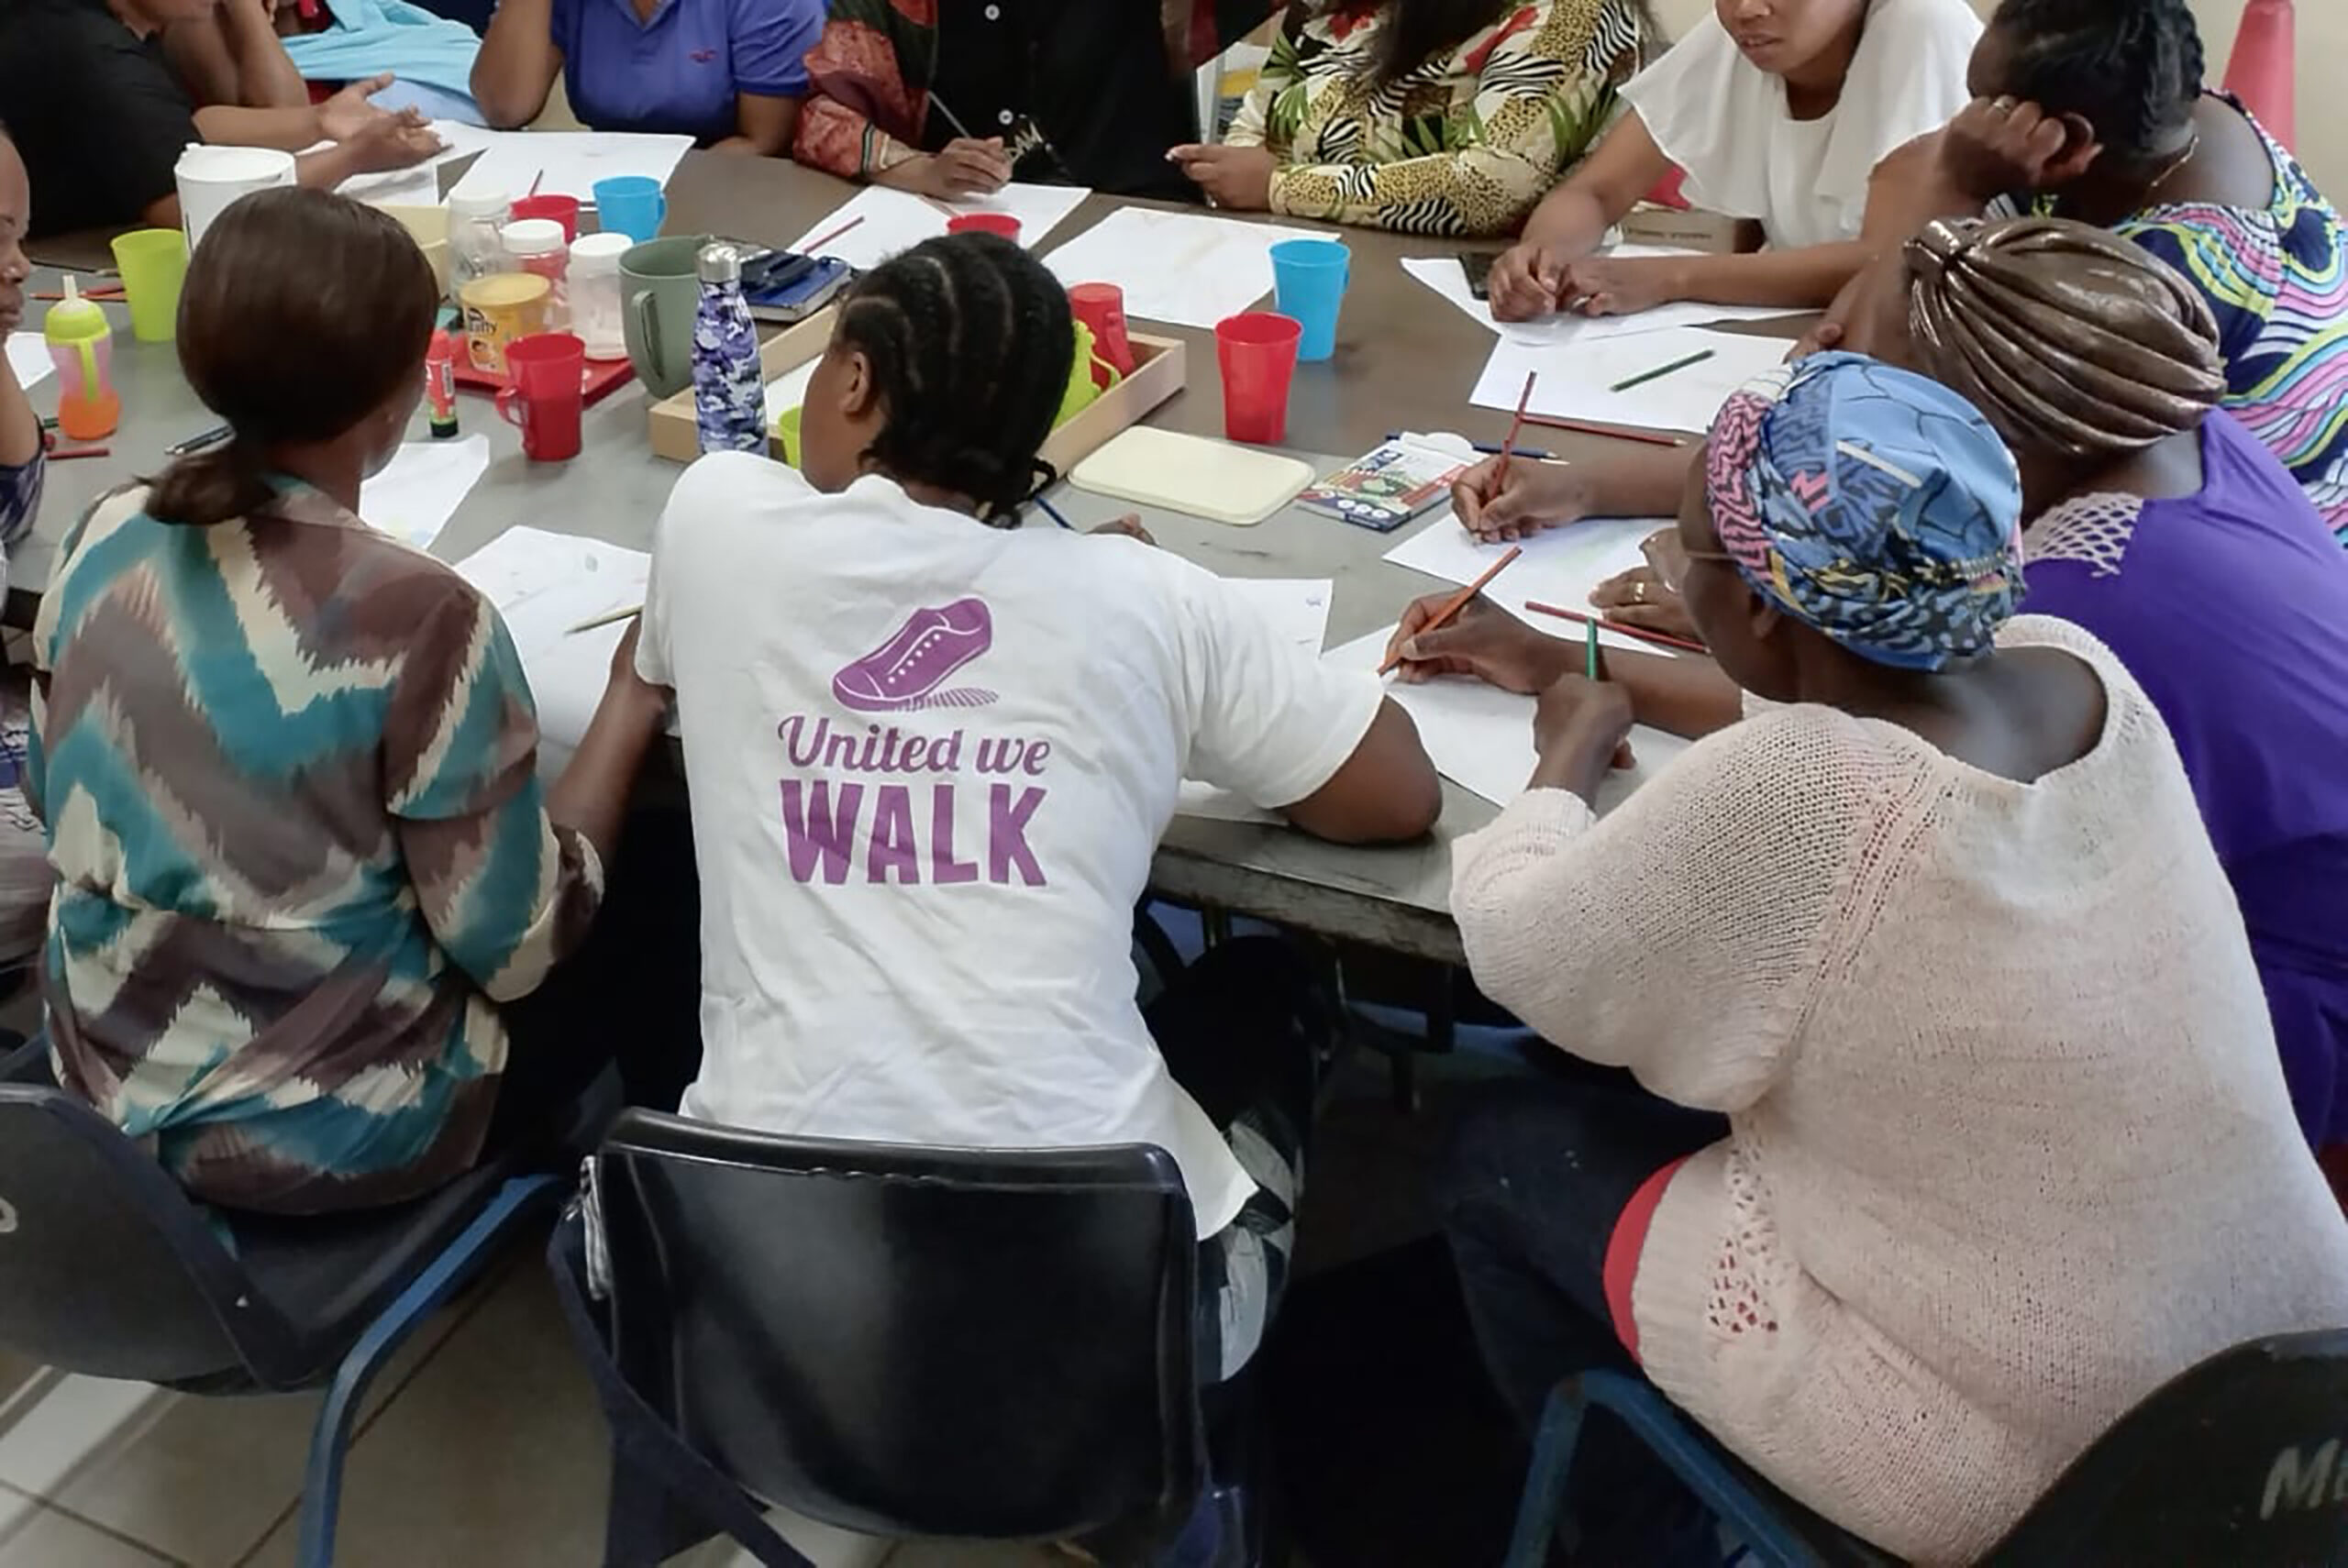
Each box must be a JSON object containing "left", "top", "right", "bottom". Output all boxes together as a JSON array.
[
  {"left": 110, "top": 228, "right": 189, "bottom": 343},
  {"left": 774, "top": 406, "right": 803, "bottom": 469}
]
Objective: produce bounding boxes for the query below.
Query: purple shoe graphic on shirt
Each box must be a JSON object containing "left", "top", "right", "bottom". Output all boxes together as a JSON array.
[{"left": 832, "top": 598, "right": 998, "bottom": 712}]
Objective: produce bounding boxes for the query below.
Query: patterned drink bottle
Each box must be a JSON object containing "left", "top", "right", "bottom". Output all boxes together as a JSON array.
[{"left": 692, "top": 242, "right": 766, "bottom": 455}]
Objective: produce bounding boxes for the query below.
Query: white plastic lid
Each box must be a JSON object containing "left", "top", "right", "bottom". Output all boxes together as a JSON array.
[
  {"left": 448, "top": 185, "right": 511, "bottom": 219},
  {"left": 500, "top": 218, "right": 566, "bottom": 257},
  {"left": 569, "top": 232, "right": 634, "bottom": 271}
]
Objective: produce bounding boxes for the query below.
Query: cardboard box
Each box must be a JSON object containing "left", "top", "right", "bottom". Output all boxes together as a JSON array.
[
  {"left": 647, "top": 306, "right": 1189, "bottom": 469},
  {"left": 1617, "top": 204, "right": 1747, "bottom": 255}
]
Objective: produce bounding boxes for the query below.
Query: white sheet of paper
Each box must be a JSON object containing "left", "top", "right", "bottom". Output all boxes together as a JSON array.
[
  {"left": 1472, "top": 328, "right": 1790, "bottom": 435},
  {"left": 788, "top": 183, "right": 1093, "bottom": 270},
  {"left": 1042, "top": 207, "right": 1330, "bottom": 330},
  {"left": 5, "top": 334, "right": 50, "bottom": 391},
  {"left": 334, "top": 124, "right": 478, "bottom": 206},
  {"left": 1326, "top": 627, "right": 1690, "bottom": 814},
  {"left": 454, "top": 527, "right": 652, "bottom": 758},
  {"left": 1401, "top": 248, "right": 1795, "bottom": 350},
  {"left": 1382, "top": 510, "right": 1679, "bottom": 658},
  {"left": 442, "top": 127, "right": 693, "bottom": 204},
  {"left": 763, "top": 360, "right": 821, "bottom": 426},
  {"left": 360, "top": 436, "right": 490, "bottom": 551},
  {"left": 1176, "top": 578, "right": 1334, "bottom": 823}
]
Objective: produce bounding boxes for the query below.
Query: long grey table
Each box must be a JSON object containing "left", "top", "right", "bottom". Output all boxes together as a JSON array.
[{"left": 20, "top": 152, "right": 1730, "bottom": 966}]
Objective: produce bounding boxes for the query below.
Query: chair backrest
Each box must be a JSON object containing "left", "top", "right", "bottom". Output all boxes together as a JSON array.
[
  {"left": 594, "top": 1110, "right": 1204, "bottom": 1545},
  {"left": 0, "top": 1087, "right": 294, "bottom": 1386},
  {"left": 1984, "top": 1329, "right": 2348, "bottom": 1565}
]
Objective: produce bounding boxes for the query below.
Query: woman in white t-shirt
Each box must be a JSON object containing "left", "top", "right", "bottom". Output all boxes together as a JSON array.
[
  {"left": 1488, "top": 0, "right": 1978, "bottom": 321},
  {"left": 636, "top": 233, "right": 1442, "bottom": 1379}
]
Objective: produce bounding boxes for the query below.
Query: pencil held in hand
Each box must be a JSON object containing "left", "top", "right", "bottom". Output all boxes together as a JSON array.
[{"left": 1377, "top": 546, "right": 1523, "bottom": 676}]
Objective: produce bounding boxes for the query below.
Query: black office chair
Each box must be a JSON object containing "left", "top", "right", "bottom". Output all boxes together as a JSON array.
[
  {"left": 1506, "top": 1331, "right": 2348, "bottom": 1567},
  {"left": 550, "top": 1109, "right": 1268, "bottom": 1567},
  {"left": 0, "top": 1083, "right": 566, "bottom": 1568}
]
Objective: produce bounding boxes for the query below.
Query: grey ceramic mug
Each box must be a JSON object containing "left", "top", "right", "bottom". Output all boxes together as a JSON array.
[{"left": 621, "top": 234, "right": 714, "bottom": 399}]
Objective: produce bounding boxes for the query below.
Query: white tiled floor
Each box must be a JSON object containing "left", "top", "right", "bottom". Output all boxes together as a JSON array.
[{"left": 0, "top": 1263, "right": 1055, "bottom": 1568}]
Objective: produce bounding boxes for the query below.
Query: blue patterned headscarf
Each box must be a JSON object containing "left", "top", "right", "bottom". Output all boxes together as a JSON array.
[{"left": 1704, "top": 352, "right": 2027, "bottom": 672}]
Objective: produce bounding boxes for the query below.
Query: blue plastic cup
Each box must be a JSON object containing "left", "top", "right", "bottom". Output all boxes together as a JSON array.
[
  {"left": 593, "top": 176, "right": 668, "bottom": 244},
  {"left": 1269, "top": 237, "right": 1351, "bottom": 362}
]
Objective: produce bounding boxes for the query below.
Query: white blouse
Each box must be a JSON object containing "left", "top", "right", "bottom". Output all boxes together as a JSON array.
[{"left": 1621, "top": 0, "right": 1981, "bottom": 248}]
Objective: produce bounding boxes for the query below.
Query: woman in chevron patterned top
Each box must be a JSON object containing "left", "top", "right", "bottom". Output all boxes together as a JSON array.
[
  {"left": 29, "top": 189, "right": 675, "bottom": 1215},
  {"left": 1172, "top": 0, "right": 1649, "bottom": 237},
  {"left": 1876, "top": 0, "right": 2348, "bottom": 543}
]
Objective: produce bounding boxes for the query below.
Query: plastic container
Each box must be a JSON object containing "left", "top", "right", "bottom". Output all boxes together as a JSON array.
[
  {"left": 1068, "top": 282, "right": 1134, "bottom": 376},
  {"left": 173, "top": 145, "right": 295, "bottom": 248},
  {"left": 449, "top": 187, "right": 511, "bottom": 287},
  {"left": 501, "top": 217, "right": 570, "bottom": 327},
  {"left": 568, "top": 231, "right": 633, "bottom": 361},
  {"left": 1269, "top": 238, "right": 1350, "bottom": 363},
  {"left": 459, "top": 272, "right": 552, "bottom": 376},
  {"left": 45, "top": 278, "right": 119, "bottom": 441},
  {"left": 109, "top": 228, "right": 189, "bottom": 344},
  {"left": 1214, "top": 312, "right": 1302, "bottom": 445},
  {"left": 692, "top": 242, "right": 765, "bottom": 455},
  {"left": 947, "top": 213, "right": 1021, "bottom": 242},
  {"left": 497, "top": 333, "right": 586, "bottom": 462},
  {"left": 510, "top": 193, "right": 580, "bottom": 241}
]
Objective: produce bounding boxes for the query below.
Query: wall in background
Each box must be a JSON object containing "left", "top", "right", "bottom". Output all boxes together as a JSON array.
[{"left": 1643, "top": 0, "right": 2342, "bottom": 192}]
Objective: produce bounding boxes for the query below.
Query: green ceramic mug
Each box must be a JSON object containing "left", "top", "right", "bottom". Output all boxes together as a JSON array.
[{"left": 620, "top": 234, "right": 714, "bottom": 399}]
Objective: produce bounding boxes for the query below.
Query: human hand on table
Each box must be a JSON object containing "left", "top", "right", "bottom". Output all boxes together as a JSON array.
[
  {"left": 1384, "top": 593, "right": 1575, "bottom": 693},
  {"left": 338, "top": 110, "right": 445, "bottom": 174},
  {"left": 1091, "top": 513, "right": 1157, "bottom": 547},
  {"left": 1532, "top": 674, "right": 1636, "bottom": 795},
  {"left": 1487, "top": 239, "right": 1570, "bottom": 322},
  {"left": 1589, "top": 530, "right": 1701, "bottom": 643},
  {"left": 318, "top": 73, "right": 407, "bottom": 143},
  {"left": 901, "top": 139, "right": 1013, "bottom": 199},
  {"left": 1452, "top": 455, "right": 1591, "bottom": 544},
  {"left": 1166, "top": 145, "right": 1275, "bottom": 212},
  {"left": 1558, "top": 255, "right": 1684, "bottom": 317}
]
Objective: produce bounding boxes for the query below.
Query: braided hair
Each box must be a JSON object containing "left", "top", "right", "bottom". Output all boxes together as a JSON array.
[
  {"left": 836, "top": 233, "right": 1074, "bottom": 527},
  {"left": 1983, "top": 0, "right": 2205, "bottom": 161},
  {"left": 1904, "top": 215, "right": 2223, "bottom": 459}
]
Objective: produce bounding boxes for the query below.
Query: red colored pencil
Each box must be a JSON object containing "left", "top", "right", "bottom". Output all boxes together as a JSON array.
[
  {"left": 1499, "top": 370, "right": 1536, "bottom": 484},
  {"left": 1380, "top": 545, "right": 1523, "bottom": 677},
  {"left": 1525, "top": 601, "right": 1708, "bottom": 656},
  {"left": 1520, "top": 414, "right": 1687, "bottom": 448},
  {"left": 46, "top": 447, "right": 112, "bottom": 461},
  {"left": 798, "top": 214, "right": 867, "bottom": 258},
  {"left": 32, "top": 288, "right": 124, "bottom": 302}
]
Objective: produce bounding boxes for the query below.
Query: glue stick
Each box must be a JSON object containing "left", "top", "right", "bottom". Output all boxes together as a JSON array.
[{"left": 426, "top": 329, "right": 460, "bottom": 440}]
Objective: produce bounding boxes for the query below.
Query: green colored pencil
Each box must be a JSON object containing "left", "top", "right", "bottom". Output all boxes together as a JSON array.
[
  {"left": 1584, "top": 616, "right": 1600, "bottom": 679},
  {"left": 1609, "top": 347, "right": 1715, "bottom": 394}
]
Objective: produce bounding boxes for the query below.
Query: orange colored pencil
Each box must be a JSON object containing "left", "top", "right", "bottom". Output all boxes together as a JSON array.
[
  {"left": 1379, "top": 545, "right": 1523, "bottom": 677},
  {"left": 1520, "top": 414, "right": 1686, "bottom": 448},
  {"left": 1525, "top": 600, "right": 1708, "bottom": 655},
  {"left": 1499, "top": 370, "right": 1536, "bottom": 484}
]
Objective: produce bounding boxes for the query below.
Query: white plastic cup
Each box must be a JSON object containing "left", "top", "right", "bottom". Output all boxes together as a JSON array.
[
  {"left": 567, "top": 231, "right": 633, "bottom": 361},
  {"left": 173, "top": 145, "right": 297, "bottom": 249}
]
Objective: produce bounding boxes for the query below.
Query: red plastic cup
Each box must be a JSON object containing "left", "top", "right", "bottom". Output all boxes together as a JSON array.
[
  {"left": 1214, "top": 312, "right": 1302, "bottom": 446},
  {"left": 1068, "top": 282, "right": 1134, "bottom": 376},
  {"left": 510, "top": 193, "right": 581, "bottom": 241},
  {"left": 496, "top": 333, "right": 586, "bottom": 461},
  {"left": 947, "top": 212, "right": 1022, "bottom": 242}
]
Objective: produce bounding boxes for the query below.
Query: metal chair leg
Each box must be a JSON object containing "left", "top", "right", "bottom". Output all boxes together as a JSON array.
[{"left": 294, "top": 1176, "right": 565, "bottom": 1568}]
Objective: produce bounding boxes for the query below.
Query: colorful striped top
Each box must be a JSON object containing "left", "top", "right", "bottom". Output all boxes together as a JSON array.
[
  {"left": 2043, "top": 98, "right": 2348, "bottom": 543},
  {"left": 29, "top": 480, "right": 604, "bottom": 1214}
]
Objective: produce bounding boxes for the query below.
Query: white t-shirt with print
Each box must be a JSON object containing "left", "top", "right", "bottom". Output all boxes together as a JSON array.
[{"left": 637, "top": 453, "right": 1385, "bottom": 1237}]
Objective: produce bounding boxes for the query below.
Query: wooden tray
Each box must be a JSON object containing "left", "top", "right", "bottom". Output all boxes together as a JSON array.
[{"left": 646, "top": 307, "right": 1188, "bottom": 470}]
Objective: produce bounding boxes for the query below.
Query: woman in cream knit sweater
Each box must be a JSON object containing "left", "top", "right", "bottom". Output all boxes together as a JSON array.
[{"left": 1412, "top": 353, "right": 2348, "bottom": 1562}]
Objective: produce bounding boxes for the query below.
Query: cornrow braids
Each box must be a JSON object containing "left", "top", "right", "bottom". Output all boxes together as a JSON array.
[
  {"left": 1985, "top": 0, "right": 2205, "bottom": 162},
  {"left": 836, "top": 233, "right": 1076, "bottom": 527}
]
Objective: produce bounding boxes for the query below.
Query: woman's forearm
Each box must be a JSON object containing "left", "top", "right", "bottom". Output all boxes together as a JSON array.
[
  {"left": 1520, "top": 185, "right": 1614, "bottom": 261},
  {"left": 0, "top": 366, "right": 39, "bottom": 469},
  {"left": 1662, "top": 240, "right": 1875, "bottom": 310},
  {"left": 546, "top": 684, "right": 669, "bottom": 864},
  {"left": 193, "top": 103, "right": 325, "bottom": 150},
  {"left": 471, "top": 0, "right": 561, "bottom": 129},
  {"left": 1576, "top": 445, "right": 1694, "bottom": 518},
  {"left": 218, "top": 0, "right": 308, "bottom": 107},
  {"left": 1600, "top": 647, "right": 1742, "bottom": 739}
]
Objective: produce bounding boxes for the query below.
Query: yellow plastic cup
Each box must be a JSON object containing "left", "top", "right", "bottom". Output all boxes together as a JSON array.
[
  {"left": 460, "top": 273, "right": 552, "bottom": 376},
  {"left": 109, "top": 228, "right": 189, "bottom": 343},
  {"left": 774, "top": 406, "right": 803, "bottom": 469}
]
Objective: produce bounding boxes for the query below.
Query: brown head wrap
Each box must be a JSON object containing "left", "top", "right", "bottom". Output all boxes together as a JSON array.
[{"left": 1903, "top": 215, "right": 2226, "bottom": 459}]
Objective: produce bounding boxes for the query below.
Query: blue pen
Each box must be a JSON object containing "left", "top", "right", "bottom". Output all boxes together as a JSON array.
[{"left": 1385, "top": 431, "right": 1553, "bottom": 461}]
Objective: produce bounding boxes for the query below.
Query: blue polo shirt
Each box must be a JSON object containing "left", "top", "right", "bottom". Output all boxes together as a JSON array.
[{"left": 548, "top": 0, "right": 822, "bottom": 144}]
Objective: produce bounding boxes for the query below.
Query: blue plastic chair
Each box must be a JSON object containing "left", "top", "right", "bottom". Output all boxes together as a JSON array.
[
  {"left": 0, "top": 1082, "right": 566, "bottom": 1567},
  {"left": 1509, "top": 1332, "right": 2348, "bottom": 1567}
]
